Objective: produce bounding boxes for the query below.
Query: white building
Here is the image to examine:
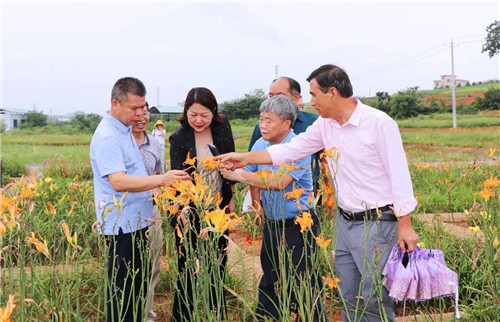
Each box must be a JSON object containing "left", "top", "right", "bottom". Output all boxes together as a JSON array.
[
  {"left": 0, "top": 108, "right": 28, "bottom": 131},
  {"left": 433, "top": 75, "right": 469, "bottom": 89}
]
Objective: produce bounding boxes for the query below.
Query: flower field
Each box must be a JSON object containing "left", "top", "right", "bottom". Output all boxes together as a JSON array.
[{"left": 0, "top": 124, "right": 499, "bottom": 321}]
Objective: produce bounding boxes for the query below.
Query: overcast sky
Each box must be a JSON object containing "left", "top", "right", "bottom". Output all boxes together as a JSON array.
[{"left": 2, "top": 0, "right": 499, "bottom": 116}]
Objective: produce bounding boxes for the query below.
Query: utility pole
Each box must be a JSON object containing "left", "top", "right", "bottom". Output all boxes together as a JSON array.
[
  {"left": 157, "top": 87, "right": 160, "bottom": 106},
  {"left": 275, "top": 65, "right": 279, "bottom": 79},
  {"left": 450, "top": 39, "right": 457, "bottom": 128}
]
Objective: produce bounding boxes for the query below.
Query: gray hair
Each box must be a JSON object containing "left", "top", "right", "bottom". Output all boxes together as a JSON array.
[{"left": 259, "top": 94, "right": 298, "bottom": 126}]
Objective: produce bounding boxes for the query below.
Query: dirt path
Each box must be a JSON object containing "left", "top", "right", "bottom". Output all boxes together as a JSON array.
[{"left": 418, "top": 212, "right": 484, "bottom": 242}]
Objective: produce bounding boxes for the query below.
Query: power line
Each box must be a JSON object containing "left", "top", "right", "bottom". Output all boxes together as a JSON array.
[
  {"left": 352, "top": 36, "right": 486, "bottom": 80},
  {"left": 353, "top": 46, "right": 448, "bottom": 79}
]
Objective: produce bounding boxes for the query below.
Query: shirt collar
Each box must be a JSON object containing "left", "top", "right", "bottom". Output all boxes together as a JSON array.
[
  {"left": 143, "top": 132, "right": 151, "bottom": 146},
  {"left": 345, "top": 97, "right": 362, "bottom": 127},
  {"left": 104, "top": 113, "right": 131, "bottom": 134}
]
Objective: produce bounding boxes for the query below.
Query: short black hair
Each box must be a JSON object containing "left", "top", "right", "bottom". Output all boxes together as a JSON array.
[
  {"left": 111, "top": 77, "right": 147, "bottom": 102},
  {"left": 306, "top": 64, "right": 353, "bottom": 97}
]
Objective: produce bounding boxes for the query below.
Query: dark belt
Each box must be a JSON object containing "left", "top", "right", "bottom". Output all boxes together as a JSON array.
[
  {"left": 266, "top": 217, "right": 297, "bottom": 228},
  {"left": 338, "top": 205, "right": 397, "bottom": 221}
]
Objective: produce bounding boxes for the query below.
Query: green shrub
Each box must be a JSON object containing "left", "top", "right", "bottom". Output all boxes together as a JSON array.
[{"left": 1, "top": 160, "right": 28, "bottom": 185}]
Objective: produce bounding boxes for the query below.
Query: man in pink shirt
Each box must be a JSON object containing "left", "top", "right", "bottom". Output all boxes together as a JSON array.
[{"left": 219, "top": 64, "right": 418, "bottom": 321}]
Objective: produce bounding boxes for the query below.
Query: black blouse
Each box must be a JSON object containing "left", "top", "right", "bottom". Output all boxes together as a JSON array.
[{"left": 168, "top": 116, "right": 235, "bottom": 208}]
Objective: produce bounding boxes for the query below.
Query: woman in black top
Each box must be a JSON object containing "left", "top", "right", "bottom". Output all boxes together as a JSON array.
[{"left": 168, "top": 87, "right": 235, "bottom": 321}]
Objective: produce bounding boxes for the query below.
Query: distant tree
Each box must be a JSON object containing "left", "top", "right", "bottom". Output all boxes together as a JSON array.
[
  {"left": 474, "top": 87, "right": 500, "bottom": 110},
  {"left": 72, "top": 111, "right": 102, "bottom": 133},
  {"left": 482, "top": 20, "right": 500, "bottom": 58},
  {"left": 388, "top": 87, "right": 424, "bottom": 119},
  {"left": 466, "top": 82, "right": 471, "bottom": 86},
  {"left": 21, "top": 110, "right": 48, "bottom": 128},
  {"left": 374, "top": 91, "right": 391, "bottom": 113},
  {"left": 219, "top": 89, "right": 266, "bottom": 120}
]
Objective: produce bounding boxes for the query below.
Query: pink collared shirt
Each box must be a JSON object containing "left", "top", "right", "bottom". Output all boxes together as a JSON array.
[{"left": 267, "top": 99, "right": 417, "bottom": 217}]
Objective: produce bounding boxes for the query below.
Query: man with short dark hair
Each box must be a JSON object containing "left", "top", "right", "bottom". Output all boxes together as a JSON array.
[
  {"left": 219, "top": 65, "right": 419, "bottom": 321},
  {"left": 90, "top": 77, "right": 189, "bottom": 321}
]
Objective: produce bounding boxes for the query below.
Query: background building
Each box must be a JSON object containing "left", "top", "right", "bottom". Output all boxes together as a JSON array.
[
  {"left": 0, "top": 108, "right": 28, "bottom": 131},
  {"left": 433, "top": 75, "right": 469, "bottom": 89}
]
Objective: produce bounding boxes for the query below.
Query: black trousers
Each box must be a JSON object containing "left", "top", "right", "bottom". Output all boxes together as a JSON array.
[
  {"left": 257, "top": 211, "right": 325, "bottom": 321},
  {"left": 105, "top": 227, "right": 151, "bottom": 322},
  {"left": 171, "top": 213, "right": 228, "bottom": 321}
]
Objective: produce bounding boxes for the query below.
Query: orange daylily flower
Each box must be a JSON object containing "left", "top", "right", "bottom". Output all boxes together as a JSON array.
[
  {"left": 46, "top": 202, "right": 56, "bottom": 216},
  {"left": 1, "top": 196, "right": 17, "bottom": 214},
  {"left": 21, "top": 189, "right": 33, "bottom": 199},
  {"left": 175, "top": 224, "right": 184, "bottom": 244},
  {"left": 284, "top": 187, "right": 305, "bottom": 200},
  {"left": 315, "top": 234, "right": 332, "bottom": 250},
  {"left": 307, "top": 192, "right": 314, "bottom": 206},
  {"left": 255, "top": 168, "right": 273, "bottom": 182},
  {"left": 68, "top": 201, "right": 77, "bottom": 215},
  {"left": 165, "top": 205, "right": 179, "bottom": 216},
  {"left": 321, "top": 147, "right": 339, "bottom": 159},
  {"left": 198, "top": 156, "right": 220, "bottom": 170},
  {"left": 279, "top": 161, "right": 299, "bottom": 173},
  {"left": 26, "top": 232, "right": 51, "bottom": 259},
  {"left": 0, "top": 294, "right": 16, "bottom": 322},
  {"left": 483, "top": 175, "right": 499, "bottom": 189},
  {"left": 295, "top": 211, "right": 313, "bottom": 233},
  {"left": 60, "top": 221, "right": 77, "bottom": 246},
  {"left": 477, "top": 188, "right": 495, "bottom": 201},
  {"left": 0, "top": 221, "right": 6, "bottom": 236},
  {"left": 324, "top": 275, "right": 341, "bottom": 289},
  {"left": 183, "top": 152, "right": 197, "bottom": 167}
]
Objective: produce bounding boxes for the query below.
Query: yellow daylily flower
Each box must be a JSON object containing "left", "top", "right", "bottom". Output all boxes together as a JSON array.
[
  {"left": 204, "top": 207, "right": 243, "bottom": 233},
  {"left": 295, "top": 211, "right": 313, "bottom": 233},
  {"left": 468, "top": 226, "right": 481, "bottom": 234}
]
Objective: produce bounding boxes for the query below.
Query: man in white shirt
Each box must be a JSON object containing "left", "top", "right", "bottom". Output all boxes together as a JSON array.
[{"left": 219, "top": 64, "right": 418, "bottom": 321}]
